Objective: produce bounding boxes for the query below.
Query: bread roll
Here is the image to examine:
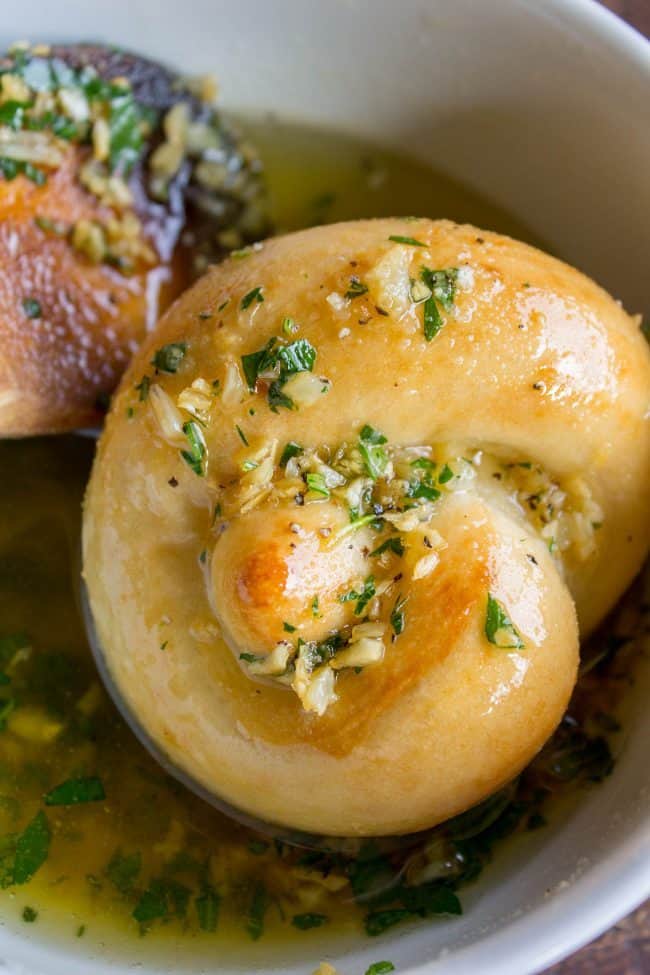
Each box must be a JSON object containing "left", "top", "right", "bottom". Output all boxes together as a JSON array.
[
  {"left": 83, "top": 219, "right": 650, "bottom": 836},
  {"left": 0, "top": 42, "right": 267, "bottom": 435}
]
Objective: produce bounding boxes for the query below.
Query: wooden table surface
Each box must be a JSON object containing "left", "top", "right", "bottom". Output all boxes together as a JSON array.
[{"left": 543, "top": 2, "right": 649, "bottom": 973}]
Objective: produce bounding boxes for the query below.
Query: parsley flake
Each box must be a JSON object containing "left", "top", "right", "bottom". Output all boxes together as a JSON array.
[
  {"left": 359, "top": 425, "right": 388, "bottom": 480},
  {"left": 135, "top": 375, "right": 151, "bottom": 401},
  {"left": 106, "top": 850, "right": 141, "bottom": 894},
  {"left": 305, "top": 472, "right": 330, "bottom": 498},
  {"left": 390, "top": 595, "right": 408, "bottom": 636},
  {"left": 345, "top": 276, "right": 369, "bottom": 299},
  {"left": 292, "top": 912, "right": 328, "bottom": 930},
  {"left": 419, "top": 267, "right": 458, "bottom": 341},
  {"left": 151, "top": 342, "right": 187, "bottom": 374},
  {"left": 196, "top": 886, "right": 220, "bottom": 932},
  {"left": 180, "top": 421, "right": 207, "bottom": 476},
  {"left": 240, "top": 286, "right": 264, "bottom": 310},
  {"left": 239, "top": 652, "right": 259, "bottom": 664},
  {"left": 22, "top": 297, "right": 42, "bottom": 319},
  {"left": 438, "top": 463, "right": 454, "bottom": 484},
  {"left": 389, "top": 234, "right": 426, "bottom": 246},
  {"left": 13, "top": 810, "right": 50, "bottom": 885},
  {"left": 241, "top": 335, "right": 317, "bottom": 411},
  {"left": 280, "top": 441, "right": 303, "bottom": 467},
  {"left": 44, "top": 776, "right": 105, "bottom": 806},
  {"left": 485, "top": 594, "right": 525, "bottom": 650},
  {"left": 339, "top": 576, "right": 376, "bottom": 616},
  {"left": 245, "top": 882, "right": 269, "bottom": 941},
  {"left": 371, "top": 537, "right": 405, "bottom": 558}
]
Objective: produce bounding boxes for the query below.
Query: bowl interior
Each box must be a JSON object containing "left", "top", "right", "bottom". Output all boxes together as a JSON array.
[{"left": 0, "top": 2, "right": 648, "bottom": 974}]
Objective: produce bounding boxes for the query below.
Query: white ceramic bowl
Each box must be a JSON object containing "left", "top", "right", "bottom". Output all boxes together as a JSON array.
[{"left": 1, "top": 2, "right": 648, "bottom": 973}]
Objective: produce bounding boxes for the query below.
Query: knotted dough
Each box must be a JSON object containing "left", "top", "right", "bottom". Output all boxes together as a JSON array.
[{"left": 83, "top": 219, "right": 649, "bottom": 836}]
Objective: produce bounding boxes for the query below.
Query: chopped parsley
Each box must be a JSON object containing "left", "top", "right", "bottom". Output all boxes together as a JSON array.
[
  {"left": 299, "top": 632, "right": 347, "bottom": 671},
  {"left": 485, "top": 594, "right": 525, "bottom": 650},
  {"left": 345, "top": 276, "right": 369, "bottom": 299},
  {"left": 22, "top": 297, "right": 42, "bottom": 319},
  {"left": 364, "top": 909, "right": 412, "bottom": 937},
  {"left": 365, "top": 964, "right": 395, "bottom": 975},
  {"left": 241, "top": 335, "right": 317, "bottom": 411},
  {"left": 21, "top": 906, "right": 38, "bottom": 923},
  {"left": 339, "top": 575, "right": 376, "bottom": 616},
  {"left": 359, "top": 425, "right": 388, "bottom": 480},
  {"left": 305, "top": 472, "right": 330, "bottom": 498},
  {"left": 283, "top": 621, "right": 297, "bottom": 634},
  {"left": 311, "top": 596, "right": 320, "bottom": 617},
  {"left": 277, "top": 338, "right": 316, "bottom": 374},
  {"left": 365, "top": 885, "right": 461, "bottom": 937},
  {"left": 12, "top": 810, "right": 50, "bottom": 885},
  {"left": 0, "top": 158, "right": 46, "bottom": 184},
  {"left": 108, "top": 89, "right": 147, "bottom": 175},
  {"left": 267, "top": 383, "right": 294, "bottom": 411},
  {"left": 390, "top": 595, "right": 408, "bottom": 636},
  {"left": 438, "top": 463, "right": 454, "bottom": 484},
  {"left": 406, "top": 477, "right": 440, "bottom": 503},
  {"left": 411, "top": 457, "right": 435, "bottom": 473},
  {"left": 0, "top": 100, "right": 29, "bottom": 130},
  {"left": 240, "top": 286, "right": 264, "bottom": 310},
  {"left": 419, "top": 267, "right": 458, "bottom": 341},
  {"left": 239, "top": 652, "right": 259, "bottom": 664},
  {"left": 132, "top": 878, "right": 190, "bottom": 925},
  {"left": 151, "top": 342, "right": 187, "bottom": 374},
  {"left": 180, "top": 421, "right": 207, "bottom": 476},
  {"left": 106, "top": 849, "right": 141, "bottom": 894},
  {"left": 44, "top": 776, "right": 105, "bottom": 806},
  {"left": 242, "top": 337, "right": 316, "bottom": 389},
  {"left": 425, "top": 267, "right": 459, "bottom": 310},
  {"left": 0, "top": 55, "right": 152, "bottom": 166},
  {"left": 195, "top": 886, "right": 220, "bottom": 932},
  {"left": 388, "top": 234, "right": 426, "bottom": 246},
  {"left": 132, "top": 881, "right": 168, "bottom": 924},
  {"left": 370, "top": 537, "right": 405, "bottom": 558},
  {"left": 282, "top": 316, "right": 298, "bottom": 335},
  {"left": 245, "top": 882, "right": 269, "bottom": 940},
  {"left": 279, "top": 441, "right": 303, "bottom": 466},
  {"left": 291, "top": 912, "right": 328, "bottom": 930}
]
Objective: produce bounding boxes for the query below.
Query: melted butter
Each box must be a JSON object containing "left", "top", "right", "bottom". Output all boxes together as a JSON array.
[
  {"left": 0, "top": 119, "right": 641, "bottom": 964},
  {"left": 242, "top": 117, "right": 544, "bottom": 244}
]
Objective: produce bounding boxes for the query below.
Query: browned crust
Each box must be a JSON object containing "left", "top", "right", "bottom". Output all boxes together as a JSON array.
[{"left": 0, "top": 148, "right": 169, "bottom": 433}]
